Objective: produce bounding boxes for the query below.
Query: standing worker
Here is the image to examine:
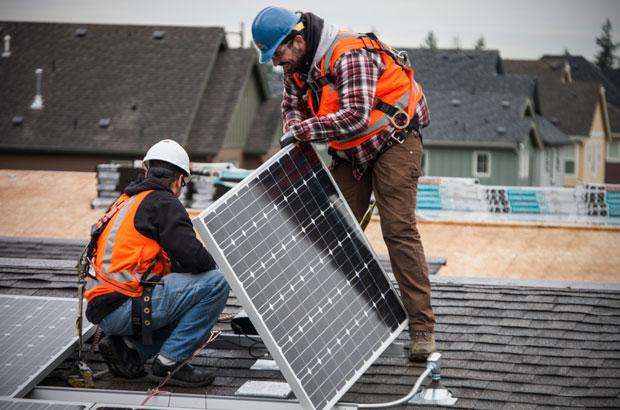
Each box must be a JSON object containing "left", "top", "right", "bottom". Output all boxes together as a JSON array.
[
  {"left": 84, "top": 139, "right": 229, "bottom": 385},
  {"left": 252, "top": 7, "right": 436, "bottom": 360}
]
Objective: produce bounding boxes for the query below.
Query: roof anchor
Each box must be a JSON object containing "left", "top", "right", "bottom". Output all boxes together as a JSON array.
[{"left": 356, "top": 352, "right": 457, "bottom": 408}]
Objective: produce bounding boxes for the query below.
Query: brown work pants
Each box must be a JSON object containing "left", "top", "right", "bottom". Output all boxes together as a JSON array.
[{"left": 330, "top": 132, "right": 435, "bottom": 334}]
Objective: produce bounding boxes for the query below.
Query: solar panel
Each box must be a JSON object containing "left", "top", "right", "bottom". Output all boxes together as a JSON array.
[
  {"left": 193, "top": 144, "right": 407, "bottom": 410},
  {"left": 0, "top": 295, "right": 95, "bottom": 398},
  {"left": 0, "top": 398, "right": 88, "bottom": 410}
]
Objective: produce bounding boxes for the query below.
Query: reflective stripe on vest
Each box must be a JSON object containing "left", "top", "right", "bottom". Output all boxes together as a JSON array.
[
  {"left": 293, "top": 31, "right": 423, "bottom": 150},
  {"left": 84, "top": 190, "right": 170, "bottom": 301},
  {"left": 102, "top": 194, "right": 137, "bottom": 273}
]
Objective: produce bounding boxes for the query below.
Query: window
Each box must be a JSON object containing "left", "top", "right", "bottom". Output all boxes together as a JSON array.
[
  {"left": 472, "top": 151, "right": 491, "bottom": 178},
  {"left": 421, "top": 151, "right": 429, "bottom": 176},
  {"left": 607, "top": 140, "right": 620, "bottom": 162},
  {"left": 519, "top": 149, "right": 529, "bottom": 179},
  {"left": 589, "top": 141, "right": 601, "bottom": 177},
  {"left": 563, "top": 144, "right": 577, "bottom": 177}
]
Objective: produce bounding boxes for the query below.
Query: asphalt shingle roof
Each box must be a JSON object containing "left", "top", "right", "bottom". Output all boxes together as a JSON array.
[
  {"left": 541, "top": 55, "right": 620, "bottom": 110},
  {"left": 504, "top": 59, "right": 603, "bottom": 136},
  {"left": 405, "top": 49, "right": 536, "bottom": 98},
  {"left": 1, "top": 235, "right": 619, "bottom": 409},
  {"left": 424, "top": 90, "right": 538, "bottom": 147},
  {"left": 0, "top": 22, "right": 224, "bottom": 155},
  {"left": 403, "top": 49, "right": 569, "bottom": 146}
]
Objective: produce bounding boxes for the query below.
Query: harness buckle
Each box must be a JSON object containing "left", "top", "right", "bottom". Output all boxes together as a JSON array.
[
  {"left": 388, "top": 105, "right": 410, "bottom": 130},
  {"left": 308, "top": 78, "right": 322, "bottom": 93},
  {"left": 391, "top": 131, "right": 406, "bottom": 144}
]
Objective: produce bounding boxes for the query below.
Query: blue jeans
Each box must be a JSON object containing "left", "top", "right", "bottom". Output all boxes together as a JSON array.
[{"left": 99, "top": 270, "right": 229, "bottom": 362}]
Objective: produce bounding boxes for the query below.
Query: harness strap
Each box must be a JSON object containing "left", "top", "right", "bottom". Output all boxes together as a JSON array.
[
  {"left": 307, "top": 73, "right": 336, "bottom": 93},
  {"left": 130, "top": 260, "right": 162, "bottom": 346},
  {"left": 132, "top": 284, "right": 155, "bottom": 345}
]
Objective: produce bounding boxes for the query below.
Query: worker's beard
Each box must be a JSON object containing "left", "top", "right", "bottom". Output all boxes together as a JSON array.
[{"left": 282, "top": 43, "right": 305, "bottom": 74}]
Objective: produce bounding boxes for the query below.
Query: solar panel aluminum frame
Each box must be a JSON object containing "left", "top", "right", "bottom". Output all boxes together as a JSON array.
[
  {"left": 0, "top": 295, "right": 96, "bottom": 398},
  {"left": 193, "top": 144, "right": 407, "bottom": 410},
  {"left": 0, "top": 397, "right": 93, "bottom": 410}
]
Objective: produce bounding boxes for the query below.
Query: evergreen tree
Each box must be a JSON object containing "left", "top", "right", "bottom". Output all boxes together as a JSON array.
[
  {"left": 474, "top": 36, "right": 486, "bottom": 50},
  {"left": 423, "top": 31, "right": 438, "bottom": 49},
  {"left": 595, "top": 18, "right": 618, "bottom": 69}
]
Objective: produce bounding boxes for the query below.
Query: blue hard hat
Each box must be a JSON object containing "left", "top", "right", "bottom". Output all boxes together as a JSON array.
[{"left": 252, "top": 7, "right": 300, "bottom": 64}]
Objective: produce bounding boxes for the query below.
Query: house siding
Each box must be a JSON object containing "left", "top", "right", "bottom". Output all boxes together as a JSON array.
[
  {"left": 534, "top": 146, "right": 565, "bottom": 187},
  {"left": 584, "top": 99, "right": 607, "bottom": 184},
  {"left": 564, "top": 98, "right": 607, "bottom": 186},
  {"left": 426, "top": 146, "right": 521, "bottom": 185},
  {"left": 221, "top": 71, "right": 262, "bottom": 151}
]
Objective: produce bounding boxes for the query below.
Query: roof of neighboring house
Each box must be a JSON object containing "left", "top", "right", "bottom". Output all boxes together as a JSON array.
[
  {"left": 536, "top": 114, "right": 576, "bottom": 145},
  {"left": 186, "top": 48, "right": 265, "bottom": 156},
  {"left": 602, "top": 67, "right": 620, "bottom": 90},
  {"left": 406, "top": 49, "right": 536, "bottom": 98},
  {"left": 243, "top": 97, "right": 282, "bottom": 156},
  {"left": 1, "top": 236, "right": 619, "bottom": 409},
  {"left": 0, "top": 22, "right": 277, "bottom": 159},
  {"left": 536, "top": 81, "right": 603, "bottom": 137},
  {"left": 424, "top": 90, "right": 542, "bottom": 147},
  {"left": 406, "top": 48, "right": 503, "bottom": 78},
  {"left": 504, "top": 60, "right": 603, "bottom": 136},
  {"left": 541, "top": 55, "right": 620, "bottom": 110},
  {"left": 402, "top": 49, "right": 569, "bottom": 147},
  {"left": 607, "top": 103, "right": 620, "bottom": 137},
  {"left": 0, "top": 22, "right": 223, "bottom": 155}
]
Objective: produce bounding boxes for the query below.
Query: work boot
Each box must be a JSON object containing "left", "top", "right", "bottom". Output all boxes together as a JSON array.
[
  {"left": 148, "top": 357, "right": 215, "bottom": 387},
  {"left": 409, "top": 331, "right": 436, "bottom": 362},
  {"left": 99, "top": 335, "right": 145, "bottom": 378}
]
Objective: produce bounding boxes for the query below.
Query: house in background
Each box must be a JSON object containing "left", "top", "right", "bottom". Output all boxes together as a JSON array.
[
  {"left": 504, "top": 58, "right": 613, "bottom": 186},
  {"left": 538, "top": 55, "right": 620, "bottom": 184},
  {"left": 0, "top": 22, "right": 281, "bottom": 172},
  {"left": 406, "top": 49, "right": 572, "bottom": 186}
]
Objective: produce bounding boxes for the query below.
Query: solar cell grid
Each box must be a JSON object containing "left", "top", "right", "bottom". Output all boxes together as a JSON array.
[
  {"left": 0, "top": 398, "right": 87, "bottom": 410},
  {"left": 0, "top": 295, "right": 94, "bottom": 398},
  {"left": 194, "top": 144, "right": 407, "bottom": 410}
]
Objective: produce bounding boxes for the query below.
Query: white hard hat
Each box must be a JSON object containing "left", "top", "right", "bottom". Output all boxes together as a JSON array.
[{"left": 142, "top": 139, "right": 191, "bottom": 179}]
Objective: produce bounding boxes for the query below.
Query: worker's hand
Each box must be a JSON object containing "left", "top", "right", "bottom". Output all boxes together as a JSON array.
[{"left": 280, "top": 131, "right": 296, "bottom": 149}]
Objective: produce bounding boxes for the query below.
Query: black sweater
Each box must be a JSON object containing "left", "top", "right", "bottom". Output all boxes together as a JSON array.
[{"left": 86, "top": 177, "right": 216, "bottom": 323}]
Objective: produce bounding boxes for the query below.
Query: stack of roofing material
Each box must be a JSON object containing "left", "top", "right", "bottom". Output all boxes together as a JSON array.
[
  {"left": 188, "top": 163, "right": 239, "bottom": 209},
  {"left": 417, "top": 177, "right": 483, "bottom": 211},
  {"left": 483, "top": 186, "right": 577, "bottom": 215},
  {"left": 415, "top": 179, "right": 620, "bottom": 225},
  {"left": 91, "top": 161, "right": 245, "bottom": 210},
  {"left": 91, "top": 163, "right": 144, "bottom": 209},
  {"left": 575, "top": 183, "right": 620, "bottom": 217}
]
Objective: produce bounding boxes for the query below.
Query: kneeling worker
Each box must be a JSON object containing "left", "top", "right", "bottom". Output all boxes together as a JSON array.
[{"left": 84, "top": 139, "right": 229, "bottom": 386}]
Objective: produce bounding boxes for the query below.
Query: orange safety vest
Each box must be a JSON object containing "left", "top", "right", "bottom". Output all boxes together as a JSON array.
[
  {"left": 293, "top": 31, "right": 424, "bottom": 150},
  {"left": 84, "top": 190, "right": 171, "bottom": 301}
]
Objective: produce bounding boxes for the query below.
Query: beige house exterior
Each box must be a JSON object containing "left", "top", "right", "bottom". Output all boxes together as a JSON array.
[{"left": 564, "top": 89, "right": 611, "bottom": 186}]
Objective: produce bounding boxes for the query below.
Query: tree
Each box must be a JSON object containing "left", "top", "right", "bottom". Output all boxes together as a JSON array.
[
  {"left": 423, "top": 31, "right": 437, "bottom": 49},
  {"left": 594, "top": 18, "right": 618, "bottom": 69},
  {"left": 474, "top": 36, "right": 486, "bottom": 50}
]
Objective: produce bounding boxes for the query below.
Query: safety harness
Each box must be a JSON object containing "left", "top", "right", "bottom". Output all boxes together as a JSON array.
[
  {"left": 76, "top": 195, "right": 162, "bottom": 363},
  {"left": 71, "top": 198, "right": 132, "bottom": 387},
  {"left": 299, "top": 32, "right": 421, "bottom": 144}
]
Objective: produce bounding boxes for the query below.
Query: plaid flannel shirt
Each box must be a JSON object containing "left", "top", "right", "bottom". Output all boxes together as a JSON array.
[{"left": 282, "top": 48, "right": 429, "bottom": 180}]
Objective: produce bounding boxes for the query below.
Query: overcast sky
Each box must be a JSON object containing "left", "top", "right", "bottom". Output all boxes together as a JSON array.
[{"left": 1, "top": 0, "right": 619, "bottom": 61}]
